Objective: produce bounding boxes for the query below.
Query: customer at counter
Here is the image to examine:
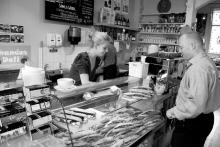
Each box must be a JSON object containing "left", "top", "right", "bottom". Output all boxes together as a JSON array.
[
  {"left": 166, "top": 32, "right": 220, "bottom": 147},
  {"left": 69, "top": 31, "right": 117, "bottom": 86}
]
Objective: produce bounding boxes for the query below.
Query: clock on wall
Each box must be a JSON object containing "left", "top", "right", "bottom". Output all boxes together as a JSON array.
[{"left": 157, "top": 0, "right": 171, "bottom": 13}]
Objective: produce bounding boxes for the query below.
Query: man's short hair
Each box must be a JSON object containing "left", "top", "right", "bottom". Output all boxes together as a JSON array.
[{"left": 180, "top": 31, "right": 203, "bottom": 46}]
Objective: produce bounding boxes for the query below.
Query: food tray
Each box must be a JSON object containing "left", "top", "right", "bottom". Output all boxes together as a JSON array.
[
  {"left": 53, "top": 106, "right": 164, "bottom": 147},
  {"left": 128, "top": 119, "right": 165, "bottom": 147}
]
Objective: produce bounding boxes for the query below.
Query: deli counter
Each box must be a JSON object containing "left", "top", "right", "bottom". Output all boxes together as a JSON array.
[{"left": 0, "top": 76, "right": 179, "bottom": 147}]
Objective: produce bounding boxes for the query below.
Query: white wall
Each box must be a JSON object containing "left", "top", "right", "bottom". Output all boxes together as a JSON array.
[
  {"left": 196, "top": 0, "right": 217, "bottom": 10},
  {"left": 141, "top": 0, "right": 186, "bottom": 14},
  {"left": 0, "top": 0, "right": 79, "bottom": 69},
  {"left": 0, "top": 0, "right": 138, "bottom": 70}
]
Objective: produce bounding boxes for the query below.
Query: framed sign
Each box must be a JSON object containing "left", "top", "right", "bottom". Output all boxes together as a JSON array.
[
  {"left": 0, "top": 45, "right": 30, "bottom": 67},
  {"left": 45, "top": 0, "right": 94, "bottom": 25}
]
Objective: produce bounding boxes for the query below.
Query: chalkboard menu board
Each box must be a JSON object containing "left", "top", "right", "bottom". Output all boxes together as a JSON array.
[{"left": 45, "top": 0, "right": 94, "bottom": 25}]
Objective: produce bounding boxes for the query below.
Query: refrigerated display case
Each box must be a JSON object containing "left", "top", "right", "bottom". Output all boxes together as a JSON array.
[
  {"left": 49, "top": 77, "right": 179, "bottom": 147},
  {"left": 0, "top": 76, "right": 179, "bottom": 147}
]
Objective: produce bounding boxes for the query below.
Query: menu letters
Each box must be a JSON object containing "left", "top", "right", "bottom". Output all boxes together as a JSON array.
[{"left": 45, "top": 0, "right": 94, "bottom": 25}]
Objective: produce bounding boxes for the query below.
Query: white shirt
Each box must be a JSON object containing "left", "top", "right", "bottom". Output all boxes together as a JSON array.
[{"left": 169, "top": 52, "right": 220, "bottom": 120}]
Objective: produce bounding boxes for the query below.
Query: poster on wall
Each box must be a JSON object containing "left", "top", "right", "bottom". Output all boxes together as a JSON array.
[
  {"left": 45, "top": 0, "right": 94, "bottom": 25},
  {"left": 0, "top": 23, "right": 24, "bottom": 43},
  {"left": 0, "top": 45, "right": 30, "bottom": 66},
  {"left": 0, "top": 35, "right": 10, "bottom": 43},
  {"left": 11, "top": 35, "right": 24, "bottom": 43},
  {"left": 104, "top": 0, "right": 112, "bottom": 8},
  {"left": 0, "top": 24, "right": 10, "bottom": 33},
  {"left": 113, "top": 0, "right": 121, "bottom": 11},
  {"left": 122, "top": 0, "right": 129, "bottom": 14},
  {"left": 10, "top": 25, "right": 24, "bottom": 33}
]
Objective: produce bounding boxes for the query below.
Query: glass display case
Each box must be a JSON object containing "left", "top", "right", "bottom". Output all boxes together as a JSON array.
[
  {"left": 49, "top": 77, "right": 179, "bottom": 147},
  {"left": 0, "top": 76, "right": 179, "bottom": 147}
]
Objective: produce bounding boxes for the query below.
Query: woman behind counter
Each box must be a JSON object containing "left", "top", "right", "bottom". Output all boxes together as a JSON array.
[{"left": 69, "top": 31, "right": 118, "bottom": 86}]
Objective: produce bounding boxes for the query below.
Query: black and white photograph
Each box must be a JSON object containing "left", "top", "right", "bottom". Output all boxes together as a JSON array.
[
  {"left": 113, "top": 0, "right": 121, "bottom": 11},
  {"left": 104, "top": 0, "right": 112, "bottom": 8},
  {"left": 122, "top": 0, "right": 129, "bottom": 14},
  {"left": 0, "top": 35, "right": 10, "bottom": 43},
  {"left": 1, "top": 0, "right": 220, "bottom": 147},
  {"left": 10, "top": 25, "right": 24, "bottom": 33},
  {"left": 10, "top": 34, "right": 24, "bottom": 43},
  {"left": 0, "top": 24, "right": 10, "bottom": 33}
]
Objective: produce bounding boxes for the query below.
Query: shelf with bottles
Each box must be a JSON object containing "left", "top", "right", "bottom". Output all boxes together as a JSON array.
[
  {"left": 138, "top": 41, "right": 178, "bottom": 46},
  {"left": 139, "top": 22, "right": 184, "bottom": 25},
  {"left": 138, "top": 35, "right": 179, "bottom": 46},
  {"left": 136, "top": 45, "right": 180, "bottom": 57},
  {"left": 140, "top": 12, "right": 185, "bottom": 16},
  {"left": 94, "top": 23, "right": 138, "bottom": 31},
  {"left": 98, "top": 7, "right": 136, "bottom": 30},
  {"left": 95, "top": 25, "right": 138, "bottom": 43},
  {"left": 139, "top": 23, "right": 182, "bottom": 35},
  {"left": 140, "top": 12, "right": 186, "bottom": 23},
  {"left": 139, "top": 32, "right": 180, "bottom": 35},
  {"left": 114, "top": 39, "right": 138, "bottom": 44}
]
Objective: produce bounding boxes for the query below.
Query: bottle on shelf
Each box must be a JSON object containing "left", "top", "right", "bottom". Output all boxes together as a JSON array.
[
  {"left": 117, "top": 30, "right": 121, "bottom": 40},
  {"left": 118, "top": 14, "right": 122, "bottom": 26},
  {"left": 126, "top": 17, "right": 130, "bottom": 27},
  {"left": 121, "top": 29, "right": 125, "bottom": 41},
  {"left": 140, "top": 24, "right": 182, "bottom": 34},
  {"left": 122, "top": 15, "right": 126, "bottom": 26}
]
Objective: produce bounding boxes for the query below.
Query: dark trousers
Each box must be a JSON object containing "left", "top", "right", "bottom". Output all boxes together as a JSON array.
[{"left": 171, "top": 113, "right": 214, "bottom": 147}]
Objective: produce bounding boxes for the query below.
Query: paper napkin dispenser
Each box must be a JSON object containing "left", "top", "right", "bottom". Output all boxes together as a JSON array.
[{"left": 68, "top": 26, "right": 81, "bottom": 45}]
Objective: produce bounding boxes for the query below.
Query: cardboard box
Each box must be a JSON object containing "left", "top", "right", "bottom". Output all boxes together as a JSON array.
[{"left": 129, "top": 62, "right": 149, "bottom": 78}]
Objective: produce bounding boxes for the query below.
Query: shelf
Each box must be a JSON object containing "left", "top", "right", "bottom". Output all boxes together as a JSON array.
[
  {"left": 0, "top": 111, "right": 27, "bottom": 126},
  {"left": 139, "top": 32, "right": 180, "bottom": 35},
  {"left": 114, "top": 40, "right": 138, "bottom": 43},
  {"left": 139, "top": 22, "right": 184, "bottom": 25},
  {"left": 94, "top": 23, "right": 139, "bottom": 31},
  {"left": 140, "top": 12, "right": 186, "bottom": 16},
  {"left": 27, "top": 108, "right": 51, "bottom": 116},
  {"left": 138, "top": 41, "right": 179, "bottom": 46},
  {"left": 28, "top": 121, "right": 52, "bottom": 130}
]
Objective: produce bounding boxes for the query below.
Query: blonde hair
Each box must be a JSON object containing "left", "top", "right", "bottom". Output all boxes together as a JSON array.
[{"left": 89, "top": 31, "right": 113, "bottom": 48}]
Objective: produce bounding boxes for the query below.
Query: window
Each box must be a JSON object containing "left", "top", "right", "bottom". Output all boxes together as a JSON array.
[{"left": 209, "top": 9, "right": 220, "bottom": 54}]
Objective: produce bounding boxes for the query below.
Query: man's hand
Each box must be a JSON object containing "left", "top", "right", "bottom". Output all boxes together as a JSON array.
[{"left": 166, "top": 109, "right": 175, "bottom": 119}]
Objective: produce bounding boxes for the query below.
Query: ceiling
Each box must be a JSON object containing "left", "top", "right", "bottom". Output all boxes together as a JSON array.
[{"left": 198, "top": 0, "right": 220, "bottom": 13}]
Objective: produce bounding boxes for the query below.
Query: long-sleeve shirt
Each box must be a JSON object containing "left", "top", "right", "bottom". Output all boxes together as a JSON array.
[{"left": 168, "top": 52, "right": 220, "bottom": 120}]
